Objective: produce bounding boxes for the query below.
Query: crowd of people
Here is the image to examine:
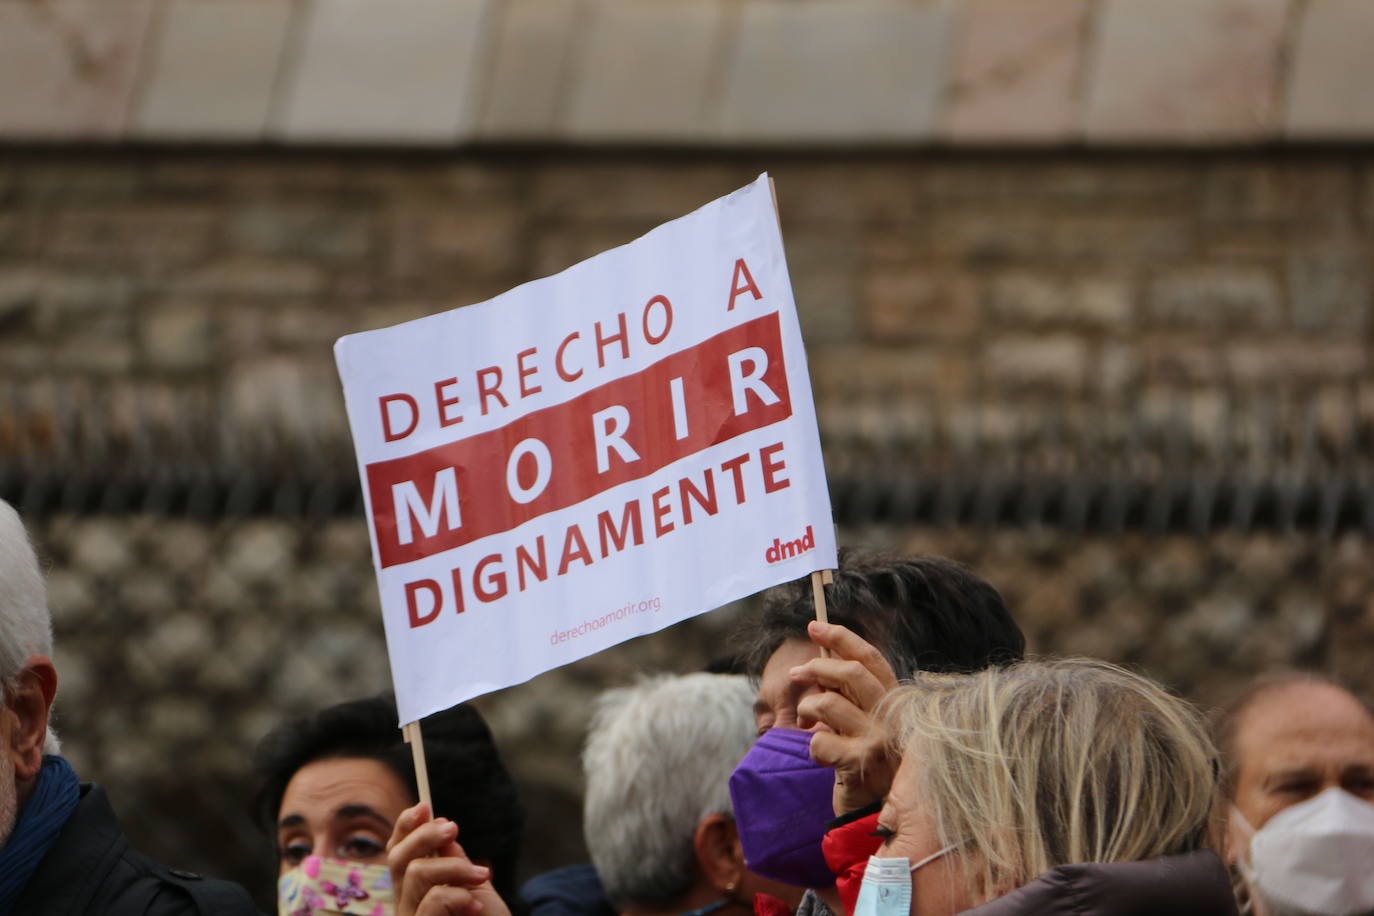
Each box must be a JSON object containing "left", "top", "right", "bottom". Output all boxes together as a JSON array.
[{"left": 2, "top": 497, "right": 1373, "bottom": 916}]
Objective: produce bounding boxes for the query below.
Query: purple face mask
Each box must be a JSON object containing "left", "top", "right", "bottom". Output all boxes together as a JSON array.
[{"left": 728, "top": 727, "right": 837, "bottom": 889}]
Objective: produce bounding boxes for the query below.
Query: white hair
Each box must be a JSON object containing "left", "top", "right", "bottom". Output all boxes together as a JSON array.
[
  {"left": 583, "top": 673, "right": 756, "bottom": 910},
  {"left": 0, "top": 500, "right": 59, "bottom": 754}
]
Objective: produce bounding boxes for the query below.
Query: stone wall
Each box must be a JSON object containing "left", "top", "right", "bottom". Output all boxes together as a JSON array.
[
  {"left": 4, "top": 149, "right": 1372, "bottom": 451},
  {"left": 3, "top": 147, "right": 1373, "bottom": 906}
]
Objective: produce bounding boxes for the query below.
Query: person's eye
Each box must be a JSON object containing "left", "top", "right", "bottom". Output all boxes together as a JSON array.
[
  {"left": 870, "top": 823, "right": 896, "bottom": 840},
  {"left": 281, "top": 840, "right": 312, "bottom": 866},
  {"left": 1274, "top": 781, "right": 1319, "bottom": 798},
  {"left": 340, "top": 834, "right": 386, "bottom": 860}
]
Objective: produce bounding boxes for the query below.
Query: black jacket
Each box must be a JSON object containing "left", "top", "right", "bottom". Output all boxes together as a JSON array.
[
  {"left": 520, "top": 864, "right": 615, "bottom": 916},
  {"left": 961, "top": 849, "right": 1239, "bottom": 916},
  {"left": 13, "top": 783, "right": 261, "bottom": 916}
]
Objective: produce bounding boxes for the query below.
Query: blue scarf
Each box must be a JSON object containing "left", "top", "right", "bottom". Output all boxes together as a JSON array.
[{"left": 0, "top": 756, "right": 80, "bottom": 915}]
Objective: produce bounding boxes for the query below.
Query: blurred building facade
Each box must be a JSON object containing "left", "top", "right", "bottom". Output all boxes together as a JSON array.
[{"left": 3, "top": 0, "right": 1374, "bottom": 908}]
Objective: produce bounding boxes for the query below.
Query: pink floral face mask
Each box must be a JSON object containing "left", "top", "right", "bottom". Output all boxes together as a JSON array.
[{"left": 278, "top": 856, "right": 395, "bottom": 916}]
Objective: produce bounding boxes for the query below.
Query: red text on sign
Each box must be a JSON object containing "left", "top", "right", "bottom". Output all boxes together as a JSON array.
[
  {"left": 377, "top": 294, "right": 677, "bottom": 441},
  {"left": 365, "top": 311, "right": 793, "bottom": 568},
  {"left": 402, "top": 440, "right": 794, "bottom": 627}
]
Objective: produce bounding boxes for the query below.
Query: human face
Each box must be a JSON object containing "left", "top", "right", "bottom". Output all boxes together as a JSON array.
[
  {"left": 276, "top": 757, "right": 414, "bottom": 875},
  {"left": 1227, "top": 682, "right": 1374, "bottom": 860},
  {"left": 872, "top": 755, "right": 978, "bottom": 916},
  {"left": 754, "top": 638, "right": 822, "bottom": 735}
]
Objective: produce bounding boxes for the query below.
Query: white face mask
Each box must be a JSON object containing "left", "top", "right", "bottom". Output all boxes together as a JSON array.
[
  {"left": 1234, "top": 788, "right": 1374, "bottom": 916},
  {"left": 852, "top": 847, "right": 955, "bottom": 916}
]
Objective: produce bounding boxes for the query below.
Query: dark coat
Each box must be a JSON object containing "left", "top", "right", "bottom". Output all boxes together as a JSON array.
[
  {"left": 13, "top": 783, "right": 261, "bottom": 916},
  {"left": 520, "top": 864, "right": 615, "bottom": 916},
  {"left": 961, "top": 849, "right": 1240, "bottom": 916}
]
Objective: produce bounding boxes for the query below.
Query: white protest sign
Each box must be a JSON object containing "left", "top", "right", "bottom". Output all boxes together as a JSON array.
[{"left": 335, "top": 174, "right": 837, "bottom": 725}]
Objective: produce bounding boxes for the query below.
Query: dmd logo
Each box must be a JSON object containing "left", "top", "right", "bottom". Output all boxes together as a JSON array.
[{"left": 764, "top": 525, "right": 815, "bottom": 563}]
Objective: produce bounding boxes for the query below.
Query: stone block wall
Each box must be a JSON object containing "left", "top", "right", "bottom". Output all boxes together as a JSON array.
[{"left": 4, "top": 149, "right": 1372, "bottom": 482}]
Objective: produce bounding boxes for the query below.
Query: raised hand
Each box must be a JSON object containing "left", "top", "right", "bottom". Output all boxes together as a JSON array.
[
  {"left": 387, "top": 804, "right": 512, "bottom": 916},
  {"left": 792, "top": 620, "right": 899, "bottom": 814}
]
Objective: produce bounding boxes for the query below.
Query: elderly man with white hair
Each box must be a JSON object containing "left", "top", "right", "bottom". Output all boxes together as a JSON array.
[
  {"left": 581, "top": 673, "right": 804, "bottom": 916},
  {"left": 0, "top": 499, "right": 259, "bottom": 914}
]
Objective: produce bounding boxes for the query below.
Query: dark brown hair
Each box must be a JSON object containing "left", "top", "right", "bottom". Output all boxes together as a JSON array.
[
  {"left": 253, "top": 693, "right": 524, "bottom": 901},
  {"left": 737, "top": 550, "right": 1024, "bottom": 681}
]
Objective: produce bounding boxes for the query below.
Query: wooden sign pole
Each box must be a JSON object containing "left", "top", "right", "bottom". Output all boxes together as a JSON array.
[
  {"left": 402, "top": 720, "right": 433, "bottom": 811},
  {"left": 812, "top": 568, "right": 834, "bottom": 658}
]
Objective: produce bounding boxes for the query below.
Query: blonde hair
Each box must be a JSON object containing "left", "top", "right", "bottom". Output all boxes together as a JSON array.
[{"left": 881, "top": 658, "right": 1219, "bottom": 903}]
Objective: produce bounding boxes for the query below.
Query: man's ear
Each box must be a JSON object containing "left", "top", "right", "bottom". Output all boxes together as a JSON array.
[
  {"left": 693, "top": 813, "right": 743, "bottom": 896},
  {"left": 5, "top": 655, "right": 57, "bottom": 781}
]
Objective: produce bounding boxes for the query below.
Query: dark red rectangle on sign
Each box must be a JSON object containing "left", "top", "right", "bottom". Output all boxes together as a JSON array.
[{"left": 366, "top": 312, "right": 792, "bottom": 567}]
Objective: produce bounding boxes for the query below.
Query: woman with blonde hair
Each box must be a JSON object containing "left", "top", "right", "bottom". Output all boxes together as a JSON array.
[{"left": 844, "top": 658, "right": 1238, "bottom": 916}]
